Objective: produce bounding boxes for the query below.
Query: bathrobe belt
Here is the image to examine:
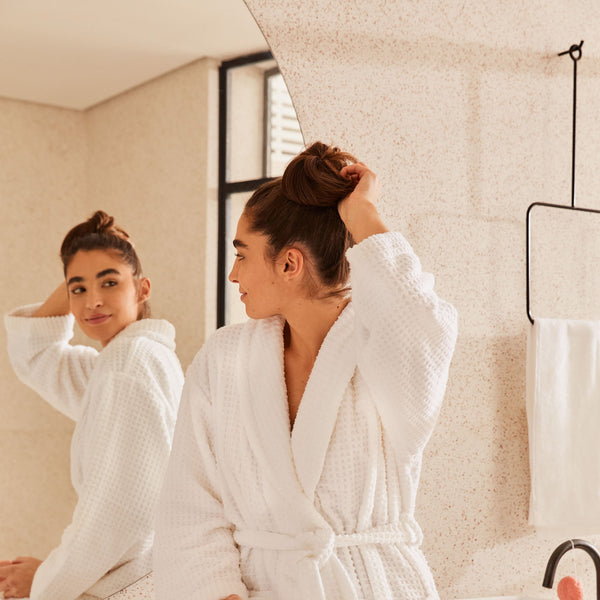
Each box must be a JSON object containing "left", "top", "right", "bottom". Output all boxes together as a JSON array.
[{"left": 234, "top": 516, "right": 423, "bottom": 599}]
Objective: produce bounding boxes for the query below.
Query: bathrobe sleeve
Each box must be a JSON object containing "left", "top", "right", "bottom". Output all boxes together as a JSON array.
[
  {"left": 30, "top": 369, "right": 174, "bottom": 600},
  {"left": 154, "top": 336, "right": 250, "bottom": 600},
  {"left": 346, "top": 231, "right": 458, "bottom": 457},
  {"left": 4, "top": 304, "right": 97, "bottom": 421}
]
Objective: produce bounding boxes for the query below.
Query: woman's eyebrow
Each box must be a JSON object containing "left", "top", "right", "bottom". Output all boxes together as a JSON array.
[
  {"left": 233, "top": 239, "right": 248, "bottom": 249},
  {"left": 66, "top": 275, "right": 83, "bottom": 286},
  {"left": 96, "top": 268, "right": 121, "bottom": 278},
  {"left": 67, "top": 268, "right": 121, "bottom": 287}
]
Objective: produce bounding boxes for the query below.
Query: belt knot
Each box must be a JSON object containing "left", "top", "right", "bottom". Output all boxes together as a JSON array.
[{"left": 297, "top": 529, "right": 335, "bottom": 567}]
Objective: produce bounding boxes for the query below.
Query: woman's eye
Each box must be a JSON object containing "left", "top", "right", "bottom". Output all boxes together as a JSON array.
[
  {"left": 70, "top": 286, "right": 85, "bottom": 295},
  {"left": 102, "top": 280, "right": 118, "bottom": 288},
  {"left": 235, "top": 253, "right": 244, "bottom": 260}
]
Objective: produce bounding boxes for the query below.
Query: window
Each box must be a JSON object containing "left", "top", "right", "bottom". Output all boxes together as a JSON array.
[
  {"left": 264, "top": 67, "right": 304, "bottom": 176},
  {"left": 217, "top": 52, "right": 303, "bottom": 327}
]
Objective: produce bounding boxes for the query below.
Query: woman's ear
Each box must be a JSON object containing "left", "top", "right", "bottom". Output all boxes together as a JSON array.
[
  {"left": 137, "top": 277, "right": 151, "bottom": 303},
  {"left": 281, "top": 248, "right": 304, "bottom": 280}
]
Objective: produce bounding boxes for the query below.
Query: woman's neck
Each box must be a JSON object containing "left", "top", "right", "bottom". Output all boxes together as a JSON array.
[{"left": 283, "top": 294, "right": 350, "bottom": 362}]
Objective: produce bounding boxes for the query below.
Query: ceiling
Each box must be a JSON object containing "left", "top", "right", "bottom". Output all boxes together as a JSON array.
[{"left": 0, "top": 0, "right": 269, "bottom": 110}]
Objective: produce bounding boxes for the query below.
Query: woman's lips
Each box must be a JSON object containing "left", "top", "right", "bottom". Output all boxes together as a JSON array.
[{"left": 86, "top": 314, "right": 110, "bottom": 325}]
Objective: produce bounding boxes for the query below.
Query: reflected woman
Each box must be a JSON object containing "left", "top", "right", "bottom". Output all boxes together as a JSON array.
[
  {"left": 1, "top": 211, "right": 184, "bottom": 599},
  {"left": 154, "top": 142, "right": 458, "bottom": 600}
]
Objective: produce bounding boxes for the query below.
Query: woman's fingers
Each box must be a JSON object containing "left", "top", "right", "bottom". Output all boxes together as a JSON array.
[
  {"left": 340, "top": 162, "right": 369, "bottom": 180},
  {"left": 340, "top": 163, "right": 380, "bottom": 197},
  {"left": 0, "top": 557, "right": 41, "bottom": 598},
  {"left": 337, "top": 162, "right": 387, "bottom": 242},
  {"left": 338, "top": 163, "right": 380, "bottom": 218}
]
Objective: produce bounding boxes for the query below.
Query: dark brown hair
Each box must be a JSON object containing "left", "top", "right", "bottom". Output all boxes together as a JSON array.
[
  {"left": 244, "top": 142, "right": 358, "bottom": 295},
  {"left": 60, "top": 210, "right": 150, "bottom": 318}
]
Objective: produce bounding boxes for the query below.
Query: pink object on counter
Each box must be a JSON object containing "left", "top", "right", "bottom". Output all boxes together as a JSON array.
[{"left": 557, "top": 576, "right": 584, "bottom": 600}]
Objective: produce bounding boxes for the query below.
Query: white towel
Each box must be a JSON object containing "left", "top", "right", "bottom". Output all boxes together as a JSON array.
[{"left": 527, "top": 318, "right": 600, "bottom": 532}]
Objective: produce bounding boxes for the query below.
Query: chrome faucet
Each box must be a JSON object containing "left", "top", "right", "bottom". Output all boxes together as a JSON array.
[{"left": 543, "top": 539, "right": 600, "bottom": 600}]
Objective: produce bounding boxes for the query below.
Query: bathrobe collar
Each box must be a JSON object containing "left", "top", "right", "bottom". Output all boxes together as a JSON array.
[
  {"left": 291, "top": 303, "right": 357, "bottom": 500},
  {"left": 108, "top": 318, "right": 176, "bottom": 351},
  {"left": 238, "top": 303, "right": 356, "bottom": 503}
]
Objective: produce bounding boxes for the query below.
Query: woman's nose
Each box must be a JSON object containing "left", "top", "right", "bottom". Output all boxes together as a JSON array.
[
  {"left": 228, "top": 263, "right": 238, "bottom": 283},
  {"left": 86, "top": 290, "right": 103, "bottom": 309}
]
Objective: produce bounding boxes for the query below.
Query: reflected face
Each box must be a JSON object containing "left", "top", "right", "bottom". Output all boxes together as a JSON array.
[
  {"left": 228, "top": 213, "right": 283, "bottom": 319},
  {"left": 66, "top": 249, "right": 149, "bottom": 346}
]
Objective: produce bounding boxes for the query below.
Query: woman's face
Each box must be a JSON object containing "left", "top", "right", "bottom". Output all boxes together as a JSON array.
[
  {"left": 65, "top": 249, "right": 150, "bottom": 346},
  {"left": 228, "top": 213, "right": 284, "bottom": 319}
]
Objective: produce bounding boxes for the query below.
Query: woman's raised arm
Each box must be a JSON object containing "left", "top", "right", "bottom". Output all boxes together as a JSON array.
[
  {"left": 338, "top": 163, "right": 388, "bottom": 243},
  {"left": 33, "top": 283, "right": 70, "bottom": 317}
]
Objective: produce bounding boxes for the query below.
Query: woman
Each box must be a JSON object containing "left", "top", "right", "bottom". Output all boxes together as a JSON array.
[
  {"left": 1, "top": 211, "right": 184, "bottom": 599},
  {"left": 154, "top": 143, "right": 458, "bottom": 600}
]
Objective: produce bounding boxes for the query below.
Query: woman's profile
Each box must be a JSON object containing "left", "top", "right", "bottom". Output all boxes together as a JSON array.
[
  {"left": 0, "top": 210, "right": 184, "bottom": 599},
  {"left": 154, "top": 142, "right": 458, "bottom": 599}
]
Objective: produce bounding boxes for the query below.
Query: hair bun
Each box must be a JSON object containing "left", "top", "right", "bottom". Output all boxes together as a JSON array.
[
  {"left": 87, "top": 210, "right": 131, "bottom": 243},
  {"left": 60, "top": 210, "right": 132, "bottom": 262},
  {"left": 281, "top": 141, "right": 358, "bottom": 208}
]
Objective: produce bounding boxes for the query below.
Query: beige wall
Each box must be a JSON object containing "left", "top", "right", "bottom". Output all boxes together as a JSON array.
[
  {"left": 245, "top": 1, "right": 600, "bottom": 598},
  {"left": 85, "top": 58, "right": 219, "bottom": 368},
  {"left": 0, "top": 99, "right": 85, "bottom": 559},
  {"left": 0, "top": 57, "right": 219, "bottom": 559}
]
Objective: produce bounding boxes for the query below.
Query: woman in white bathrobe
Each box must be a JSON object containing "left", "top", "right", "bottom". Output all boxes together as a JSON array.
[
  {"left": 154, "top": 143, "right": 458, "bottom": 600},
  {"left": 1, "top": 211, "right": 184, "bottom": 600}
]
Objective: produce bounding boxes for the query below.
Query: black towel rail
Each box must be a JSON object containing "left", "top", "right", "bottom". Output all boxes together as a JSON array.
[{"left": 525, "top": 41, "right": 600, "bottom": 324}]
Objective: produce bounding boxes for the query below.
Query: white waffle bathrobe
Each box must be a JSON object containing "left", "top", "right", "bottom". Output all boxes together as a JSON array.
[
  {"left": 5, "top": 310, "right": 184, "bottom": 600},
  {"left": 154, "top": 232, "right": 458, "bottom": 600}
]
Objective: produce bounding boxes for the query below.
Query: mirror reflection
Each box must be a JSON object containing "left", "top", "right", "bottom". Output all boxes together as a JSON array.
[{"left": 0, "top": 1, "right": 300, "bottom": 598}]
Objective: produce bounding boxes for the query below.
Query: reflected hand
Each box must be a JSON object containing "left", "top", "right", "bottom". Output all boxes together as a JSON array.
[
  {"left": 33, "top": 282, "right": 71, "bottom": 318},
  {"left": 0, "top": 556, "right": 42, "bottom": 598}
]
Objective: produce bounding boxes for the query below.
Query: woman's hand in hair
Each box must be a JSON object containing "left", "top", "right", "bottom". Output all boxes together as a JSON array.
[
  {"left": 338, "top": 163, "right": 388, "bottom": 244},
  {"left": 33, "top": 283, "right": 71, "bottom": 318}
]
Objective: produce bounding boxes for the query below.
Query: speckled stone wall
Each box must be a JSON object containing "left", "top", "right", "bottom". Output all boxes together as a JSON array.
[{"left": 244, "top": 1, "right": 600, "bottom": 598}]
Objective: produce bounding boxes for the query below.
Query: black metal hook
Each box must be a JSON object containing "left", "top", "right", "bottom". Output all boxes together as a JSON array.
[
  {"left": 558, "top": 40, "right": 584, "bottom": 61},
  {"left": 558, "top": 40, "right": 584, "bottom": 209}
]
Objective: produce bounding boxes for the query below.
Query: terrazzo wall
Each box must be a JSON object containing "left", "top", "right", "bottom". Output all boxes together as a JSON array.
[{"left": 243, "top": 0, "right": 600, "bottom": 598}]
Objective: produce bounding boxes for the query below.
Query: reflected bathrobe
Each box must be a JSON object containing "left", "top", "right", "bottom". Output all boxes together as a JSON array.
[
  {"left": 154, "top": 232, "right": 458, "bottom": 600},
  {"left": 4, "top": 309, "right": 184, "bottom": 600}
]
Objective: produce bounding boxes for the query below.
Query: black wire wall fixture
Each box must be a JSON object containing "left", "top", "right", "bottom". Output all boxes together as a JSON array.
[{"left": 526, "top": 40, "right": 600, "bottom": 324}]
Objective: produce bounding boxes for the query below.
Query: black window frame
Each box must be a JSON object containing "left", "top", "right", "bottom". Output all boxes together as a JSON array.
[{"left": 216, "top": 51, "right": 277, "bottom": 328}]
